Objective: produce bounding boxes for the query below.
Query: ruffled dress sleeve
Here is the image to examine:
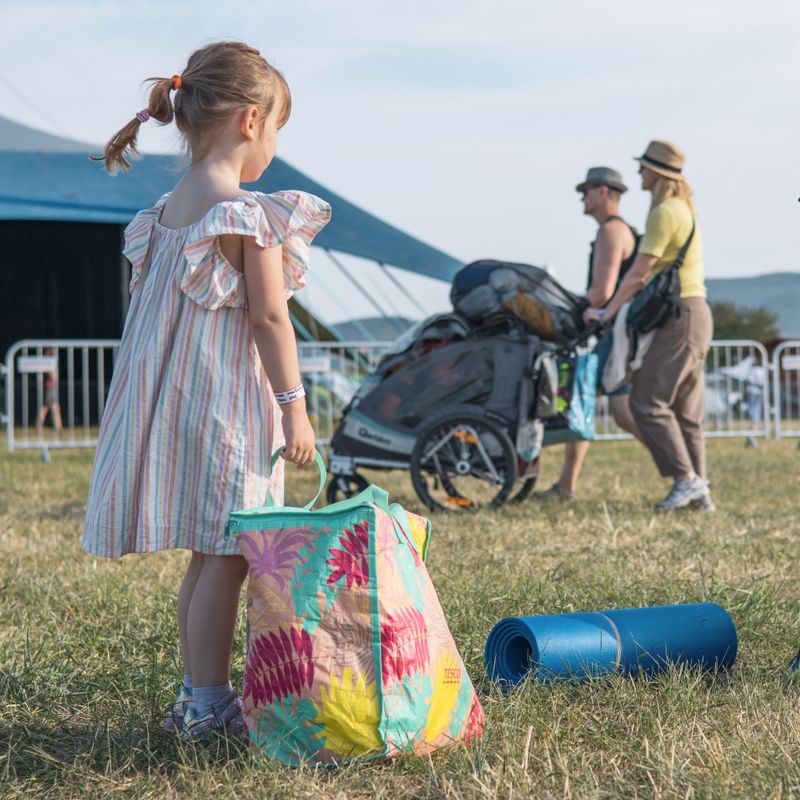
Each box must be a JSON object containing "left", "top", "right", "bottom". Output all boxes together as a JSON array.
[
  {"left": 122, "top": 196, "right": 167, "bottom": 293},
  {"left": 181, "top": 190, "right": 331, "bottom": 310}
]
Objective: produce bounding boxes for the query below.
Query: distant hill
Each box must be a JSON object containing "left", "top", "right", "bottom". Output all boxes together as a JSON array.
[
  {"left": 333, "top": 316, "right": 414, "bottom": 341},
  {"left": 706, "top": 273, "right": 800, "bottom": 337}
]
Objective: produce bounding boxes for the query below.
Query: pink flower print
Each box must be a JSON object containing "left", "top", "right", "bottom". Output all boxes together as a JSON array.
[
  {"left": 326, "top": 520, "right": 370, "bottom": 589},
  {"left": 243, "top": 626, "right": 314, "bottom": 708},
  {"left": 381, "top": 607, "right": 430, "bottom": 684},
  {"left": 464, "top": 696, "right": 485, "bottom": 743},
  {"left": 239, "top": 526, "right": 318, "bottom": 591}
]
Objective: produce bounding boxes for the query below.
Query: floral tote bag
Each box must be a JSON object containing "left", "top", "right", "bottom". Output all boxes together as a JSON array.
[{"left": 226, "top": 451, "right": 484, "bottom": 765}]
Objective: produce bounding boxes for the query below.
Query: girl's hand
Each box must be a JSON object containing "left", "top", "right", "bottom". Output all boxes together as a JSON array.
[{"left": 280, "top": 403, "right": 316, "bottom": 466}]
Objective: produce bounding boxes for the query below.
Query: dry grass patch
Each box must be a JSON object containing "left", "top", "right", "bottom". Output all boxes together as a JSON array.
[{"left": 1, "top": 439, "right": 799, "bottom": 798}]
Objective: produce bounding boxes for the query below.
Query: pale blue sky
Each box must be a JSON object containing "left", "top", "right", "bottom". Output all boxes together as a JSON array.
[{"left": 2, "top": 0, "right": 799, "bottom": 322}]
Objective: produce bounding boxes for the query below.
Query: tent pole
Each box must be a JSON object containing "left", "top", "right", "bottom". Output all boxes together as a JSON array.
[
  {"left": 377, "top": 261, "right": 429, "bottom": 317},
  {"left": 324, "top": 250, "right": 406, "bottom": 336},
  {"left": 289, "top": 310, "right": 314, "bottom": 342},
  {"left": 358, "top": 262, "right": 407, "bottom": 321}
]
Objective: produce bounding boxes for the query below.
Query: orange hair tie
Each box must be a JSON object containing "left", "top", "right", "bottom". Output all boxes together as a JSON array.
[{"left": 171, "top": 74, "right": 182, "bottom": 90}]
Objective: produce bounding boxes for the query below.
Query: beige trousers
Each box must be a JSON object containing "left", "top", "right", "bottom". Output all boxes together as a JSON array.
[{"left": 630, "top": 298, "right": 713, "bottom": 480}]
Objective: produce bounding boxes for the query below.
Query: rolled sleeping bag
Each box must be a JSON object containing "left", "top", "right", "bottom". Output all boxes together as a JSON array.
[{"left": 485, "top": 603, "right": 737, "bottom": 686}]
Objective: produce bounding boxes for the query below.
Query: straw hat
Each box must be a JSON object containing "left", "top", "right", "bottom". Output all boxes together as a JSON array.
[
  {"left": 575, "top": 166, "right": 628, "bottom": 194},
  {"left": 635, "top": 140, "right": 685, "bottom": 181}
]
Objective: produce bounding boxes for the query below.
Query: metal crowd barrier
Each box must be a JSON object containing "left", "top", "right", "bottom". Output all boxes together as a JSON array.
[
  {"left": 298, "top": 341, "right": 388, "bottom": 446},
  {"left": 772, "top": 340, "right": 800, "bottom": 438},
  {"left": 594, "top": 339, "right": 772, "bottom": 441},
  {"left": 0, "top": 339, "right": 389, "bottom": 457},
  {"left": 2, "top": 338, "right": 794, "bottom": 456},
  {"left": 2, "top": 339, "right": 120, "bottom": 461}
]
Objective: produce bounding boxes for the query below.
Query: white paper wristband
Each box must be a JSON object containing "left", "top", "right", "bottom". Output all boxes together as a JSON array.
[{"left": 275, "top": 384, "right": 306, "bottom": 405}]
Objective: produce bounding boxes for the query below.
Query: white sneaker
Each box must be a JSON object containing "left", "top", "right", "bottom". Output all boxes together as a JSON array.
[
  {"left": 656, "top": 477, "right": 709, "bottom": 511},
  {"left": 690, "top": 493, "right": 716, "bottom": 512},
  {"left": 180, "top": 690, "right": 248, "bottom": 744}
]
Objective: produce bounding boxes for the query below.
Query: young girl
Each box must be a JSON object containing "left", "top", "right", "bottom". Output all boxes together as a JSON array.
[{"left": 83, "top": 41, "right": 330, "bottom": 743}]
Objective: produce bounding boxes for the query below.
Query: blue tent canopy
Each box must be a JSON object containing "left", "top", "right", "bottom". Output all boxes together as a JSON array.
[{"left": 0, "top": 115, "right": 462, "bottom": 281}]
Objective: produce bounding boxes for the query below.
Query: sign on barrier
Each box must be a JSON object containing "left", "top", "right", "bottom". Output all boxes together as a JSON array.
[
  {"left": 3, "top": 337, "right": 797, "bottom": 454},
  {"left": 298, "top": 355, "right": 332, "bottom": 374},
  {"left": 18, "top": 356, "right": 58, "bottom": 374},
  {"left": 781, "top": 355, "right": 800, "bottom": 370}
]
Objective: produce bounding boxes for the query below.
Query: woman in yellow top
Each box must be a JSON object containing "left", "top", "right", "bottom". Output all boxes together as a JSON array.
[{"left": 584, "top": 140, "right": 714, "bottom": 511}]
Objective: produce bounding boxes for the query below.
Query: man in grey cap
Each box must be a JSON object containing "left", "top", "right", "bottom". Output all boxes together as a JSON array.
[{"left": 536, "top": 166, "right": 641, "bottom": 501}]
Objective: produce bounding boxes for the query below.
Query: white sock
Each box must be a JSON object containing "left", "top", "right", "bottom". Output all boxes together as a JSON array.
[{"left": 192, "top": 682, "right": 233, "bottom": 715}]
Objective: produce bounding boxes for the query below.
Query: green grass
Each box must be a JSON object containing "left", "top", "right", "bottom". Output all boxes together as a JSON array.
[{"left": 1, "top": 440, "right": 799, "bottom": 799}]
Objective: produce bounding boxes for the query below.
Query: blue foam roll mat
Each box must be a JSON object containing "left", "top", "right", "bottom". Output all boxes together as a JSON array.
[{"left": 485, "top": 603, "right": 738, "bottom": 686}]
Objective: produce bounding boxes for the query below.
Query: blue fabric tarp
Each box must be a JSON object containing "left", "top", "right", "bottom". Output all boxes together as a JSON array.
[{"left": 0, "top": 149, "right": 462, "bottom": 281}]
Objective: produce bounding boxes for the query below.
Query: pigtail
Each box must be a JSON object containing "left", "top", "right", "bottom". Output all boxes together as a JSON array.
[
  {"left": 92, "top": 43, "right": 289, "bottom": 172},
  {"left": 91, "top": 76, "right": 178, "bottom": 174}
]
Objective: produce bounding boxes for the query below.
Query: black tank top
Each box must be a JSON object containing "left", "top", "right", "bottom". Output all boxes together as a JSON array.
[{"left": 586, "top": 215, "right": 640, "bottom": 301}]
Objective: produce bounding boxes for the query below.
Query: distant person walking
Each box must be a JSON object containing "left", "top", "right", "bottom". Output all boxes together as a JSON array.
[
  {"left": 585, "top": 141, "right": 713, "bottom": 511},
  {"left": 82, "top": 42, "right": 330, "bottom": 742},
  {"left": 536, "top": 167, "right": 640, "bottom": 501},
  {"left": 35, "top": 347, "right": 63, "bottom": 435}
]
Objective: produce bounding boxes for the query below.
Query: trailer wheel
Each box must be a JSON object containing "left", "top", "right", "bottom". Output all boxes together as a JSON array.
[
  {"left": 511, "top": 458, "right": 539, "bottom": 502},
  {"left": 410, "top": 414, "right": 517, "bottom": 512},
  {"left": 326, "top": 473, "right": 369, "bottom": 505}
]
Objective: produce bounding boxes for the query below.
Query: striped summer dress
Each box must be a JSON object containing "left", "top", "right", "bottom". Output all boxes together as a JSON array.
[{"left": 82, "top": 190, "right": 331, "bottom": 557}]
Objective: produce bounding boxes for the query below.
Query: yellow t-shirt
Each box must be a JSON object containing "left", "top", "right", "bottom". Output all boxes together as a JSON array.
[{"left": 638, "top": 197, "right": 706, "bottom": 299}]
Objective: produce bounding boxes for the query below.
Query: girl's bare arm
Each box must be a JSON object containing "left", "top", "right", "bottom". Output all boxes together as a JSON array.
[{"left": 241, "top": 236, "right": 315, "bottom": 466}]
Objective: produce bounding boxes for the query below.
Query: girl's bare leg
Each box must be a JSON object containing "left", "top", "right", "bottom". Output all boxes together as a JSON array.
[
  {"left": 177, "top": 551, "right": 206, "bottom": 677},
  {"left": 187, "top": 554, "right": 249, "bottom": 687}
]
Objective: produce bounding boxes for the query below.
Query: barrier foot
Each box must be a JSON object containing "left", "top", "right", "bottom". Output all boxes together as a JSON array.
[
  {"left": 40, "top": 445, "right": 51, "bottom": 464},
  {"left": 745, "top": 436, "right": 759, "bottom": 449}
]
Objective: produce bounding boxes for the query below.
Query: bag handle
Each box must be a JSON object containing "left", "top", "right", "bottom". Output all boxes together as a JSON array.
[
  {"left": 671, "top": 218, "right": 696, "bottom": 270},
  {"left": 266, "top": 451, "right": 422, "bottom": 554},
  {"left": 267, "top": 448, "right": 327, "bottom": 510}
]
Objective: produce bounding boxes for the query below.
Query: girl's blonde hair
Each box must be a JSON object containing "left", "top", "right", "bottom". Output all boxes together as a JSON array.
[
  {"left": 94, "top": 41, "right": 291, "bottom": 174},
  {"left": 650, "top": 175, "right": 696, "bottom": 214}
]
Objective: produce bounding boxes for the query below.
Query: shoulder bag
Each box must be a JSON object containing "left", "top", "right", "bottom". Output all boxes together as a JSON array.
[{"left": 626, "top": 219, "right": 695, "bottom": 334}]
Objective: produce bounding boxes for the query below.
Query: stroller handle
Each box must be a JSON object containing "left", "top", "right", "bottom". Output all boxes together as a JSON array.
[{"left": 564, "top": 320, "right": 605, "bottom": 351}]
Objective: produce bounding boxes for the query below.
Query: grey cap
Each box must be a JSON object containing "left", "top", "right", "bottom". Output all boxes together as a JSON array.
[{"left": 576, "top": 166, "right": 628, "bottom": 194}]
